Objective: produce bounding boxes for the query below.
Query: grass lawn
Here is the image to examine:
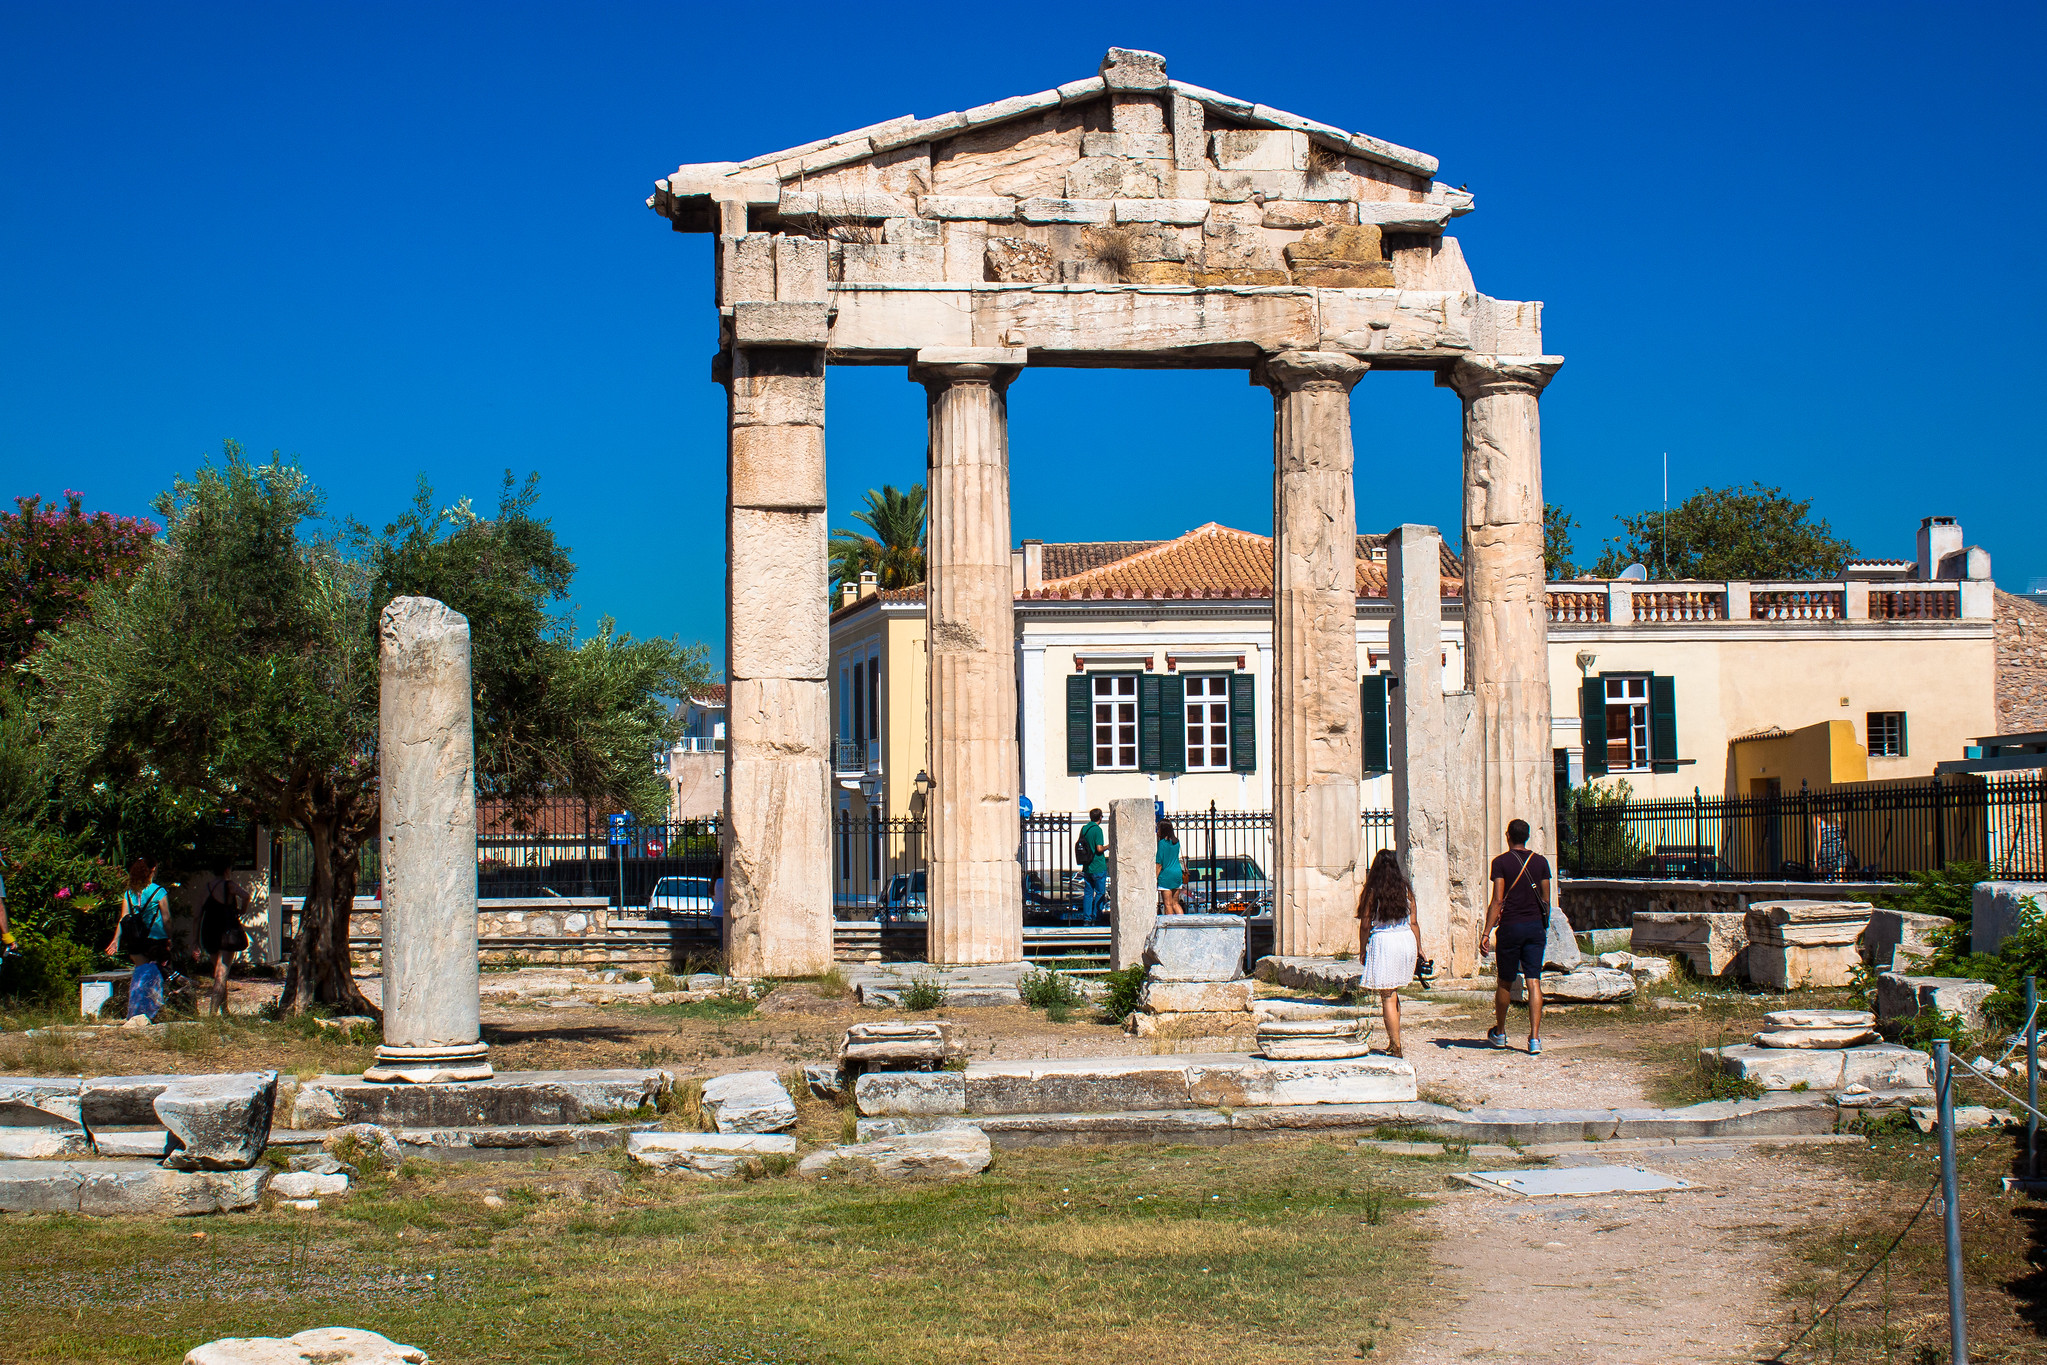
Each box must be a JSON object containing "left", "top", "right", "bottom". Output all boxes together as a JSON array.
[
  {"left": 1777, "top": 1122, "right": 2047, "bottom": 1362},
  {"left": 0, "top": 1136, "right": 1448, "bottom": 1365}
]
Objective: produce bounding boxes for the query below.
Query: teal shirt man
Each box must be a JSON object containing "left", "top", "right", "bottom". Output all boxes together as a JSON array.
[
  {"left": 1080, "top": 820, "right": 1107, "bottom": 876},
  {"left": 1079, "top": 810, "right": 1109, "bottom": 924}
]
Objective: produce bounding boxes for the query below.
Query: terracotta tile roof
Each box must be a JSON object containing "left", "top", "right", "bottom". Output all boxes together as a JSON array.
[
  {"left": 1356, "top": 532, "right": 1464, "bottom": 577},
  {"left": 1040, "top": 540, "right": 1167, "bottom": 580},
  {"left": 1026, "top": 522, "right": 1462, "bottom": 601},
  {"left": 688, "top": 684, "right": 727, "bottom": 706}
]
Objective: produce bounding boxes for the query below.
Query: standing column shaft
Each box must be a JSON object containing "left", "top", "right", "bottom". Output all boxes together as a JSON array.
[
  {"left": 1448, "top": 355, "right": 1564, "bottom": 893},
  {"left": 1387, "top": 524, "right": 1452, "bottom": 967},
  {"left": 722, "top": 344, "right": 833, "bottom": 977},
  {"left": 1264, "top": 351, "right": 1369, "bottom": 958},
  {"left": 916, "top": 360, "right": 1024, "bottom": 965},
  {"left": 367, "top": 596, "right": 491, "bottom": 1084}
]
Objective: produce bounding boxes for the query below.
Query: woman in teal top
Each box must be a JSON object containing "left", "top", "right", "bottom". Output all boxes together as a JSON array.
[{"left": 1155, "top": 820, "right": 1185, "bottom": 914}]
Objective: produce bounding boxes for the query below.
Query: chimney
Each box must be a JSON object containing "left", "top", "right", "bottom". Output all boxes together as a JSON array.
[
  {"left": 1917, "top": 516, "right": 1961, "bottom": 579},
  {"left": 857, "top": 569, "right": 878, "bottom": 599},
  {"left": 1011, "top": 547, "right": 1025, "bottom": 596},
  {"left": 838, "top": 580, "right": 858, "bottom": 608},
  {"left": 1022, "top": 539, "right": 1044, "bottom": 592}
]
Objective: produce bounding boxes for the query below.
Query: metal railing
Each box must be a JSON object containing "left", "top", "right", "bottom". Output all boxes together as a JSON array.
[
  {"left": 832, "top": 738, "right": 881, "bottom": 777},
  {"left": 1564, "top": 774, "right": 2047, "bottom": 880}
]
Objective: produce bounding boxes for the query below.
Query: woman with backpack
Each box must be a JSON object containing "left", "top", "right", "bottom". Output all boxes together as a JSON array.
[
  {"left": 194, "top": 857, "right": 250, "bottom": 1016},
  {"left": 1357, "top": 850, "right": 1423, "bottom": 1058},
  {"left": 106, "top": 855, "right": 171, "bottom": 1021},
  {"left": 1155, "top": 819, "right": 1185, "bottom": 915}
]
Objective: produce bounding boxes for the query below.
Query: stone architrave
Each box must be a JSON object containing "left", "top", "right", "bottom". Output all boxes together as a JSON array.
[
  {"left": 1386, "top": 523, "right": 1450, "bottom": 967},
  {"left": 914, "top": 353, "right": 1027, "bottom": 966},
  {"left": 721, "top": 344, "right": 833, "bottom": 979},
  {"left": 1262, "top": 350, "right": 1368, "bottom": 957},
  {"left": 1444, "top": 356, "right": 1564, "bottom": 915},
  {"left": 1108, "top": 797, "right": 1157, "bottom": 970},
  {"left": 365, "top": 598, "right": 492, "bottom": 1084}
]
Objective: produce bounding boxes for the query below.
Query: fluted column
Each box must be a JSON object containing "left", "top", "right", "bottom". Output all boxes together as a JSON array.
[
  {"left": 1262, "top": 350, "right": 1368, "bottom": 957},
  {"left": 915, "top": 358, "right": 1024, "bottom": 965},
  {"left": 1447, "top": 354, "right": 1565, "bottom": 896},
  {"left": 719, "top": 344, "right": 833, "bottom": 978},
  {"left": 367, "top": 596, "right": 491, "bottom": 1084}
]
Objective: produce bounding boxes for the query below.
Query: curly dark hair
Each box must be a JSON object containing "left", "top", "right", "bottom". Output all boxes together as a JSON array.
[{"left": 1357, "top": 849, "right": 1412, "bottom": 925}]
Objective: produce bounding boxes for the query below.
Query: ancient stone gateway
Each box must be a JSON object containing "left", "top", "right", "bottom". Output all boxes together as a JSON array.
[{"left": 648, "top": 49, "right": 1561, "bottom": 976}]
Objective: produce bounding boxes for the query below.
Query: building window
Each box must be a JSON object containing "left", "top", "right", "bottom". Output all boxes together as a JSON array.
[
  {"left": 1604, "top": 675, "right": 1651, "bottom": 772},
  {"left": 1184, "top": 675, "right": 1231, "bottom": 771},
  {"left": 1868, "top": 711, "right": 1907, "bottom": 758},
  {"left": 1093, "top": 675, "right": 1139, "bottom": 770}
]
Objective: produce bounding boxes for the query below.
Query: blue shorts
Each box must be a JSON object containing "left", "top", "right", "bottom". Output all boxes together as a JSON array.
[{"left": 1494, "top": 923, "right": 1546, "bottom": 986}]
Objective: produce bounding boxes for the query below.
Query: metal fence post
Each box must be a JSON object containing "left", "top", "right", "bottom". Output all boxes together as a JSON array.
[
  {"left": 1693, "top": 787, "right": 1704, "bottom": 879},
  {"left": 2030, "top": 975, "right": 2040, "bottom": 1181},
  {"left": 1935, "top": 1038, "right": 1967, "bottom": 1365},
  {"left": 1932, "top": 776, "right": 1947, "bottom": 872}
]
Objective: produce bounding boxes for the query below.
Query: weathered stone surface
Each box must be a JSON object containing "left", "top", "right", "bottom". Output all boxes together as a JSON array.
[
  {"left": 728, "top": 423, "right": 824, "bottom": 510},
  {"left": 1127, "top": 1010, "right": 1260, "bottom": 1038},
  {"left": 323, "top": 1123, "right": 402, "bottom": 1167},
  {"left": 1544, "top": 908, "right": 1583, "bottom": 971},
  {"left": 731, "top": 300, "right": 830, "bottom": 347},
  {"left": 841, "top": 240, "right": 945, "bottom": 284},
  {"left": 1211, "top": 129, "right": 1307, "bottom": 171},
  {"left": 1252, "top": 996, "right": 1376, "bottom": 1022},
  {"left": 1099, "top": 47, "right": 1167, "bottom": 91},
  {"left": 855, "top": 1054, "right": 1422, "bottom": 1116},
  {"left": 1766, "top": 1009, "right": 1876, "bottom": 1029},
  {"left": 983, "top": 237, "right": 1054, "bottom": 282},
  {"left": 1865, "top": 908, "right": 1953, "bottom": 971},
  {"left": 1597, "top": 951, "right": 1674, "bottom": 984},
  {"left": 1631, "top": 912, "right": 1748, "bottom": 977},
  {"left": 0, "top": 1128, "right": 89, "bottom": 1158},
  {"left": 1256, "top": 1021, "right": 1372, "bottom": 1060},
  {"left": 1140, "top": 979, "right": 1254, "bottom": 1013},
  {"left": 368, "top": 598, "right": 491, "bottom": 1084},
  {"left": 803, "top": 1064, "right": 848, "bottom": 1104},
  {"left": 1707, "top": 1042, "right": 1929, "bottom": 1092},
  {"left": 1752, "top": 1027, "right": 1879, "bottom": 1049},
  {"left": 1876, "top": 974, "right": 1998, "bottom": 1031},
  {"left": 268, "top": 1171, "right": 350, "bottom": 1200},
  {"left": 701, "top": 1070, "right": 797, "bottom": 1134},
  {"left": 1747, "top": 899, "right": 1874, "bottom": 946},
  {"left": 921, "top": 195, "right": 1016, "bottom": 221},
  {"left": 1083, "top": 131, "right": 1171, "bottom": 159},
  {"left": 286, "top": 1153, "right": 351, "bottom": 1175},
  {"left": 1533, "top": 967, "right": 1635, "bottom": 1002},
  {"left": 92, "top": 1127, "right": 172, "bottom": 1158},
  {"left": 1111, "top": 198, "right": 1206, "bottom": 225},
  {"left": 1109, "top": 797, "right": 1158, "bottom": 971},
  {"left": 627, "top": 1130, "right": 797, "bottom": 1176},
  {"left": 0, "top": 1076, "right": 83, "bottom": 1128},
  {"left": 1254, "top": 955, "right": 1365, "bottom": 994},
  {"left": 1841, "top": 1045, "right": 1934, "bottom": 1090},
  {"left": 1142, "top": 914, "right": 1247, "bottom": 982},
  {"left": 80, "top": 1074, "right": 183, "bottom": 1128},
  {"left": 155, "top": 1072, "right": 276, "bottom": 1171},
  {"left": 1909, "top": 1104, "right": 2015, "bottom": 1134},
  {"left": 1191, "top": 1056, "right": 1416, "bottom": 1106},
  {"left": 797, "top": 1126, "right": 992, "bottom": 1179},
  {"left": 855, "top": 1069, "right": 965, "bottom": 1117},
  {"left": 1065, "top": 157, "right": 1160, "bottom": 200},
  {"left": 185, "top": 1327, "right": 427, "bottom": 1365},
  {"left": 0, "top": 1159, "right": 267, "bottom": 1216},
  {"left": 1972, "top": 881, "right": 2047, "bottom": 955},
  {"left": 293, "top": 1070, "right": 668, "bottom": 1129},
  {"left": 1016, "top": 197, "right": 1112, "bottom": 224}
]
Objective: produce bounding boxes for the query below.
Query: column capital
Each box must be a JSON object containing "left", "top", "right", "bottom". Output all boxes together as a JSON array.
[
  {"left": 1441, "top": 354, "right": 1564, "bottom": 400},
  {"left": 1256, "top": 350, "right": 1370, "bottom": 395}
]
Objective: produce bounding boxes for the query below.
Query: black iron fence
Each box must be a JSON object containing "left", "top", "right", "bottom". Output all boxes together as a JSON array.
[{"left": 1564, "top": 775, "right": 2047, "bottom": 881}]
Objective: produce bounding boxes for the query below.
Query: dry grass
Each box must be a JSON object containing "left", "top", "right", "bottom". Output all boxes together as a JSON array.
[
  {"left": 0, "top": 1137, "right": 1448, "bottom": 1365},
  {"left": 1081, "top": 224, "right": 1137, "bottom": 278}
]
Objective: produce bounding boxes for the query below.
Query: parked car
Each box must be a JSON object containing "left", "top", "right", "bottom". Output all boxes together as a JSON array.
[
  {"left": 881, "top": 871, "right": 927, "bottom": 921},
  {"left": 646, "top": 875, "right": 718, "bottom": 918},
  {"left": 1179, "top": 857, "right": 1273, "bottom": 915}
]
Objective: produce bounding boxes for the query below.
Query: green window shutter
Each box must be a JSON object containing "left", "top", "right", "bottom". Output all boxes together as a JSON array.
[
  {"left": 1065, "top": 675, "right": 1093, "bottom": 775},
  {"left": 1649, "top": 674, "right": 1679, "bottom": 774},
  {"left": 1138, "top": 674, "right": 1163, "bottom": 772},
  {"left": 1229, "top": 673, "right": 1257, "bottom": 773},
  {"left": 1360, "top": 674, "right": 1389, "bottom": 776},
  {"left": 1159, "top": 676, "right": 1186, "bottom": 774},
  {"left": 1581, "top": 678, "right": 1607, "bottom": 778},
  {"left": 1900, "top": 712, "right": 1909, "bottom": 758}
]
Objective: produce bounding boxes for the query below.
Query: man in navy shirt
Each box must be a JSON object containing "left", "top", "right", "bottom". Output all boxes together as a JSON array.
[{"left": 1480, "top": 819, "right": 1552, "bottom": 1056}]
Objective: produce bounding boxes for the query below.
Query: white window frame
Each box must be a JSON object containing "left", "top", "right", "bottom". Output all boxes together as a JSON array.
[
  {"left": 1603, "top": 675, "right": 1651, "bottom": 773},
  {"left": 1092, "top": 674, "right": 1139, "bottom": 772},
  {"left": 1183, "top": 674, "right": 1232, "bottom": 772},
  {"left": 1868, "top": 711, "right": 1906, "bottom": 758}
]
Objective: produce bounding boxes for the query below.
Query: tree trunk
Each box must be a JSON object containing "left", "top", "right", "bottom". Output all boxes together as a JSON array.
[{"left": 280, "top": 817, "right": 378, "bottom": 1017}]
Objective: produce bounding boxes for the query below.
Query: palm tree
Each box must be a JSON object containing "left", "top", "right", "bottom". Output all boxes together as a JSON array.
[{"left": 830, "top": 484, "right": 926, "bottom": 593}]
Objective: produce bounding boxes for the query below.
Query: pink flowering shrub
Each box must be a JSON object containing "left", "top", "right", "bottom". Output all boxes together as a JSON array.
[{"left": 0, "top": 490, "right": 158, "bottom": 666}]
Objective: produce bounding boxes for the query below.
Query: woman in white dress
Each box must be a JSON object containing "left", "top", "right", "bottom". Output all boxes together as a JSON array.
[{"left": 1357, "top": 850, "right": 1422, "bottom": 1058}]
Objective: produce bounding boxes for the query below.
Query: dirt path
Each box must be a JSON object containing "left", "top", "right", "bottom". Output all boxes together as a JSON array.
[{"left": 1392, "top": 1143, "right": 1851, "bottom": 1364}]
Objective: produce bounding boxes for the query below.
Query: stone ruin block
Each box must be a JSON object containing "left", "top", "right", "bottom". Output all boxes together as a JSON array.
[
  {"left": 1142, "top": 914, "right": 1247, "bottom": 982},
  {"left": 1876, "top": 973, "right": 1998, "bottom": 1032},
  {"left": 1630, "top": 911, "right": 1748, "bottom": 978},
  {"left": 1863, "top": 907, "right": 1953, "bottom": 972},
  {"left": 1745, "top": 900, "right": 1874, "bottom": 991}
]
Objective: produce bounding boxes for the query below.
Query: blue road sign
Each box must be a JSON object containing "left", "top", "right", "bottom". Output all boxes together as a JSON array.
[
  {"left": 1020, "top": 795, "right": 1034, "bottom": 818},
  {"left": 1154, "top": 798, "right": 1164, "bottom": 822},
  {"left": 607, "top": 813, "right": 631, "bottom": 846}
]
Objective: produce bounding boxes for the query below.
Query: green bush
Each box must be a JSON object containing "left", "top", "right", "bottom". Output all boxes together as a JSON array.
[
  {"left": 1559, "top": 780, "right": 1650, "bottom": 875},
  {"left": 1873, "top": 861, "right": 1988, "bottom": 932},
  {"left": 0, "top": 824, "right": 122, "bottom": 1004},
  {"left": 1018, "top": 967, "right": 1081, "bottom": 1010},
  {"left": 899, "top": 977, "right": 948, "bottom": 1012},
  {"left": 1099, "top": 964, "right": 1146, "bottom": 1022}
]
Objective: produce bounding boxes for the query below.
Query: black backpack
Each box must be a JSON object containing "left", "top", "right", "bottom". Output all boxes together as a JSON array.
[{"left": 1074, "top": 833, "right": 1094, "bottom": 866}]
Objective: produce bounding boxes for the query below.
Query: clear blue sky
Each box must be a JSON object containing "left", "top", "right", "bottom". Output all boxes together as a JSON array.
[{"left": 5, "top": 3, "right": 2043, "bottom": 660}]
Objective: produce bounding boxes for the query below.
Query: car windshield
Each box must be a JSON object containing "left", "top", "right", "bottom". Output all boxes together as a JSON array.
[
  {"left": 1182, "top": 858, "right": 1266, "bottom": 882},
  {"left": 652, "top": 878, "right": 711, "bottom": 897}
]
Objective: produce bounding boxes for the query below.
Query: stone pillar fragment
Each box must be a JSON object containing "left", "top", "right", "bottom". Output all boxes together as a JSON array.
[
  {"left": 1261, "top": 351, "right": 1369, "bottom": 957},
  {"left": 914, "top": 355, "right": 1026, "bottom": 965},
  {"left": 1108, "top": 797, "right": 1157, "bottom": 971},
  {"left": 721, "top": 343, "right": 833, "bottom": 978},
  {"left": 366, "top": 597, "right": 491, "bottom": 1084},
  {"left": 1387, "top": 524, "right": 1452, "bottom": 968},
  {"left": 1446, "top": 355, "right": 1565, "bottom": 915}
]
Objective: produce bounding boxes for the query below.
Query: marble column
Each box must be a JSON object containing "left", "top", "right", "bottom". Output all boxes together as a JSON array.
[
  {"left": 1262, "top": 350, "right": 1369, "bottom": 958},
  {"left": 1446, "top": 355, "right": 1565, "bottom": 898},
  {"left": 366, "top": 596, "right": 491, "bottom": 1084},
  {"left": 720, "top": 343, "right": 834, "bottom": 978},
  {"left": 914, "top": 355, "right": 1025, "bottom": 965},
  {"left": 1387, "top": 524, "right": 1452, "bottom": 968}
]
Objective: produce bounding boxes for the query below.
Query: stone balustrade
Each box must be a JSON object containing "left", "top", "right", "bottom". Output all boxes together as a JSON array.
[{"left": 1544, "top": 579, "right": 1981, "bottom": 625}]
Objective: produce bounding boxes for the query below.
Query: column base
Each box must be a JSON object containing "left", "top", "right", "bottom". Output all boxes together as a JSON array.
[{"left": 363, "top": 1042, "right": 494, "bottom": 1085}]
